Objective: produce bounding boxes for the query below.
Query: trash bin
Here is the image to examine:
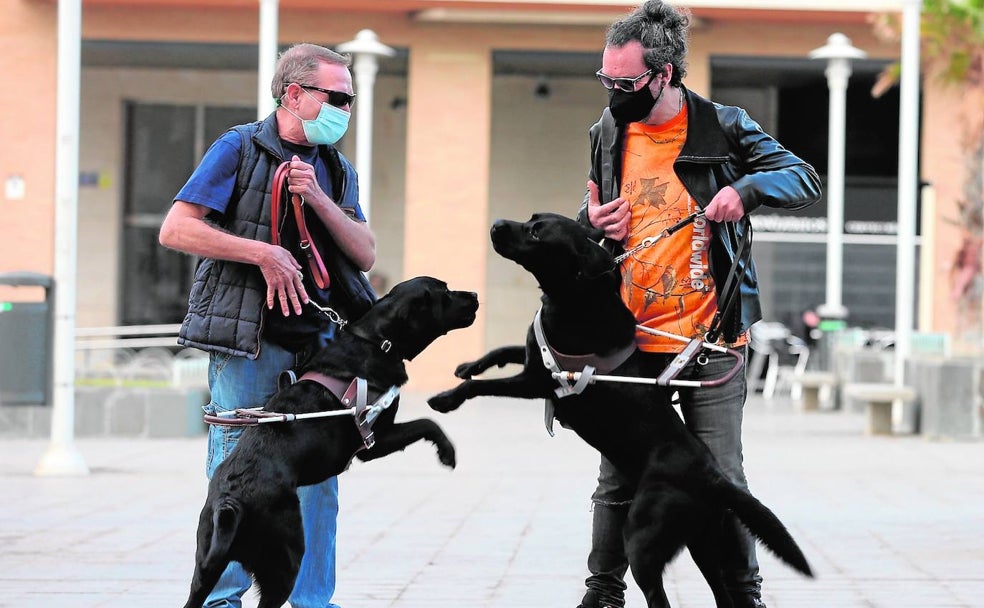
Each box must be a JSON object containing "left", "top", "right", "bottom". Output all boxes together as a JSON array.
[{"left": 0, "top": 272, "right": 54, "bottom": 405}]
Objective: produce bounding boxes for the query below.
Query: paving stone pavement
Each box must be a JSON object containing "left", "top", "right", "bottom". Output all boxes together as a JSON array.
[{"left": 1, "top": 393, "right": 982, "bottom": 608}]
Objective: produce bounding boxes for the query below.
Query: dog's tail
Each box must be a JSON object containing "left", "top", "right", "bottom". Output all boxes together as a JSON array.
[
  {"left": 717, "top": 483, "right": 813, "bottom": 577},
  {"left": 182, "top": 497, "right": 245, "bottom": 608},
  {"left": 205, "top": 497, "right": 243, "bottom": 568}
]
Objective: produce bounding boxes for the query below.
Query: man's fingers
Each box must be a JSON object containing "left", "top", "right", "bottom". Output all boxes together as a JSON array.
[
  {"left": 279, "top": 289, "right": 290, "bottom": 315},
  {"left": 587, "top": 180, "right": 600, "bottom": 204},
  {"left": 288, "top": 288, "right": 303, "bottom": 315},
  {"left": 292, "top": 268, "right": 310, "bottom": 302}
]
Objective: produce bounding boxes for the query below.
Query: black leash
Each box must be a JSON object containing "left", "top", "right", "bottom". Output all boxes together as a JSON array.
[{"left": 703, "top": 217, "right": 753, "bottom": 345}]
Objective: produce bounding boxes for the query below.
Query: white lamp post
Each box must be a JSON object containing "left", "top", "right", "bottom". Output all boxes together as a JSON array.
[
  {"left": 809, "top": 33, "right": 866, "bottom": 327},
  {"left": 35, "top": 0, "right": 88, "bottom": 476},
  {"left": 336, "top": 30, "right": 395, "bottom": 225},
  {"left": 893, "top": 0, "right": 922, "bottom": 386},
  {"left": 256, "top": 0, "right": 279, "bottom": 119}
]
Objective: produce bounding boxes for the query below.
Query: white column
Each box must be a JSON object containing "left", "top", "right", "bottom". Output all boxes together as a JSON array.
[
  {"left": 35, "top": 0, "right": 88, "bottom": 476},
  {"left": 810, "top": 34, "right": 866, "bottom": 323},
  {"left": 257, "top": 0, "right": 279, "bottom": 119},
  {"left": 894, "top": 0, "right": 922, "bottom": 385},
  {"left": 337, "top": 30, "right": 395, "bottom": 225}
]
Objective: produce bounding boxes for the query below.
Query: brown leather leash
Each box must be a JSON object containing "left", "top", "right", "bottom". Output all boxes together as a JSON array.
[{"left": 272, "top": 161, "right": 330, "bottom": 289}]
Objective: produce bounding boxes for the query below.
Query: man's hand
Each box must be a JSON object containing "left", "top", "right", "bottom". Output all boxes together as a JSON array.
[
  {"left": 287, "top": 155, "right": 329, "bottom": 204},
  {"left": 259, "top": 243, "right": 308, "bottom": 316},
  {"left": 586, "top": 180, "right": 630, "bottom": 242},
  {"left": 703, "top": 185, "right": 745, "bottom": 223}
]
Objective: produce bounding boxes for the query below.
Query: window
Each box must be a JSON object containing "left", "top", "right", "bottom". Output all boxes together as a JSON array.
[
  {"left": 121, "top": 102, "right": 256, "bottom": 325},
  {"left": 711, "top": 56, "right": 919, "bottom": 330}
]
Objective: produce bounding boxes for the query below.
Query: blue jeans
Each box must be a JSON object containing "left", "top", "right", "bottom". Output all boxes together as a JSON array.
[
  {"left": 585, "top": 347, "right": 761, "bottom": 606},
  {"left": 202, "top": 339, "right": 341, "bottom": 608}
]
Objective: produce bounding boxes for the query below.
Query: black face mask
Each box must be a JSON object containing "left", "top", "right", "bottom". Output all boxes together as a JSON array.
[{"left": 608, "top": 82, "right": 665, "bottom": 125}]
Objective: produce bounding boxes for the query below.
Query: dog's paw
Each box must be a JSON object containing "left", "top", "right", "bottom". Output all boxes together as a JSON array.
[
  {"left": 428, "top": 391, "right": 462, "bottom": 413},
  {"left": 454, "top": 361, "right": 482, "bottom": 379},
  {"left": 436, "top": 441, "right": 456, "bottom": 469}
]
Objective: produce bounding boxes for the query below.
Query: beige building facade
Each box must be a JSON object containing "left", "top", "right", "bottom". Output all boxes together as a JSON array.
[{"left": 0, "top": 0, "right": 966, "bottom": 390}]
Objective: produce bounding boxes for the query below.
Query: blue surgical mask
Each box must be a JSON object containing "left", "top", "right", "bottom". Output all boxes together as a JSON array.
[{"left": 284, "top": 89, "right": 350, "bottom": 145}]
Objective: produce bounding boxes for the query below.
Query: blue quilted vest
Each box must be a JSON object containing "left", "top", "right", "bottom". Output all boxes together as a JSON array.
[{"left": 177, "top": 112, "right": 365, "bottom": 359}]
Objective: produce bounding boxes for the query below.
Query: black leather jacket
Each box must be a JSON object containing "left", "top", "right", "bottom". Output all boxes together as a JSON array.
[{"left": 578, "top": 87, "right": 821, "bottom": 341}]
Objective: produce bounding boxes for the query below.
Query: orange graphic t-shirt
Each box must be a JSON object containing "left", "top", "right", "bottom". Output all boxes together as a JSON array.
[{"left": 619, "top": 106, "right": 745, "bottom": 353}]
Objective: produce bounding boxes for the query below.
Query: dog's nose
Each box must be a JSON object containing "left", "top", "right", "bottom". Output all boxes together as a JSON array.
[{"left": 490, "top": 220, "right": 507, "bottom": 237}]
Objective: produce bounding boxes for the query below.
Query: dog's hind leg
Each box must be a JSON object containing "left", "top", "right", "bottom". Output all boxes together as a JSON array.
[
  {"left": 253, "top": 561, "right": 298, "bottom": 608},
  {"left": 357, "top": 418, "right": 456, "bottom": 468},
  {"left": 183, "top": 547, "right": 236, "bottom": 608},
  {"left": 686, "top": 521, "right": 735, "bottom": 608},
  {"left": 250, "top": 521, "right": 303, "bottom": 608},
  {"left": 183, "top": 506, "right": 231, "bottom": 608},
  {"left": 183, "top": 561, "right": 226, "bottom": 608},
  {"left": 624, "top": 485, "right": 699, "bottom": 608},
  {"left": 253, "top": 564, "right": 297, "bottom": 608}
]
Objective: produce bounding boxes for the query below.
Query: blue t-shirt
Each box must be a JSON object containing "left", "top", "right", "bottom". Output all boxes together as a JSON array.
[
  {"left": 175, "top": 132, "right": 364, "bottom": 352},
  {"left": 175, "top": 131, "right": 365, "bottom": 220}
]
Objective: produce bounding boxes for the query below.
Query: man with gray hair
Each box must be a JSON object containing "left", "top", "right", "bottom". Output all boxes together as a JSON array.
[{"left": 161, "top": 42, "right": 376, "bottom": 608}]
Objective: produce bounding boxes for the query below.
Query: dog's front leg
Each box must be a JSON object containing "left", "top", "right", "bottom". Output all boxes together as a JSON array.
[
  {"left": 453, "top": 345, "right": 527, "bottom": 378},
  {"left": 356, "top": 418, "right": 456, "bottom": 468},
  {"left": 428, "top": 374, "right": 545, "bottom": 413}
]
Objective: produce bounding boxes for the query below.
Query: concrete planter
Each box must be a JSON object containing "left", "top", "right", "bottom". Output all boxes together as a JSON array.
[
  {"left": 0, "top": 387, "right": 209, "bottom": 438},
  {"left": 906, "top": 356, "right": 983, "bottom": 440}
]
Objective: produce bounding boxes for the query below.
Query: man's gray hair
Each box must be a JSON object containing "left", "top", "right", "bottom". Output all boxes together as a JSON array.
[{"left": 271, "top": 43, "right": 352, "bottom": 100}]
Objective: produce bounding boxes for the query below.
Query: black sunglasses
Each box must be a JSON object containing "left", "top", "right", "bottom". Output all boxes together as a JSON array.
[
  {"left": 298, "top": 84, "right": 356, "bottom": 108},
  {"left": 595, "top": 69, "right": 656, "bottom": 93}
]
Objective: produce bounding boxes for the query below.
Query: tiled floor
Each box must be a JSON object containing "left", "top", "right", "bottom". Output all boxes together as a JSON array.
[{"left": 1, "top": 392, "right": 982, "bottom": 607}]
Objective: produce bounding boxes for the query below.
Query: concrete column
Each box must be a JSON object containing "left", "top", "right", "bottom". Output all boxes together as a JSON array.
[
  {"left": 403, "top": 40, "right": 491, "bottom": 390},
  {"left": 256, "top": 0, "right": 278, "bottom": 119}
]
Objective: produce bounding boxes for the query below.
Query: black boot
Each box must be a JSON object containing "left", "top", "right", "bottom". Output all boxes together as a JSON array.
[
  {"left": 721, "top": 513, "right": 765, "bottom": 608},
  {"left": 579, "top": 503, "right": 629, "bottom": 608},
  {"left": 577, "top": 589, "right": 617, "bottom": 608},
  {"left": 729, "top": 596, "right": 767, "bottom": 608}
]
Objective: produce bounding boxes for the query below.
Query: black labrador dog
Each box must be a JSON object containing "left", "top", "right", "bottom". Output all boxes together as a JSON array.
[
  {"left": 428, "top": 214, "right": 811, "bottom": 608},
  {"left": 182, "top": 276, "right": 479, "bottom": 608}
]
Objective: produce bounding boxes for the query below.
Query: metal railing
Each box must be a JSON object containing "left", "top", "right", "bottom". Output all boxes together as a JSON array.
[{"left": 73, "top": 324, "right": 208, "bottom": 389}]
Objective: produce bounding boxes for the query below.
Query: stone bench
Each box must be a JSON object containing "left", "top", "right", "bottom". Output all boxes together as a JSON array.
[
  {"left": 842, "top": 382, "right": 917, "bottom": 435},
  {"left": 794, "top": 371, "right": 838, "bottom": 411}
]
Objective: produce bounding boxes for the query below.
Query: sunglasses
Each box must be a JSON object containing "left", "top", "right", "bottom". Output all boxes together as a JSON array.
[
  {"left": 595, "top": 69, "right": 656, "bottom": 93},
  {"left": 298, "top": 84, "right": 356, "bottom": 108}
]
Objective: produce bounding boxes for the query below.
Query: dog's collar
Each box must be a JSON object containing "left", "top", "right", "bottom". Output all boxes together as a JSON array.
[
  {"left": 533, "top": 308, "right": 636, "bottom": 382},
  {"left": 344, "top": 324, "right": 397, "bottom": 357}
]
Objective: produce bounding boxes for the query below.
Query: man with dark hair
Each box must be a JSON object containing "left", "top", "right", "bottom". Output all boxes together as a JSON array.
[
  {"left": 160, "top": 42, "right": 375, "bottom": 608},
  {"left": 577, "top": 2, "right": 821, "bottom": 607}
]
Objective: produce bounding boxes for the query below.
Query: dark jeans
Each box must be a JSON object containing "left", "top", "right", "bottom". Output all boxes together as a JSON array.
[{"left": 583, "top": 347, "right": 762, "bottom": 607}]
